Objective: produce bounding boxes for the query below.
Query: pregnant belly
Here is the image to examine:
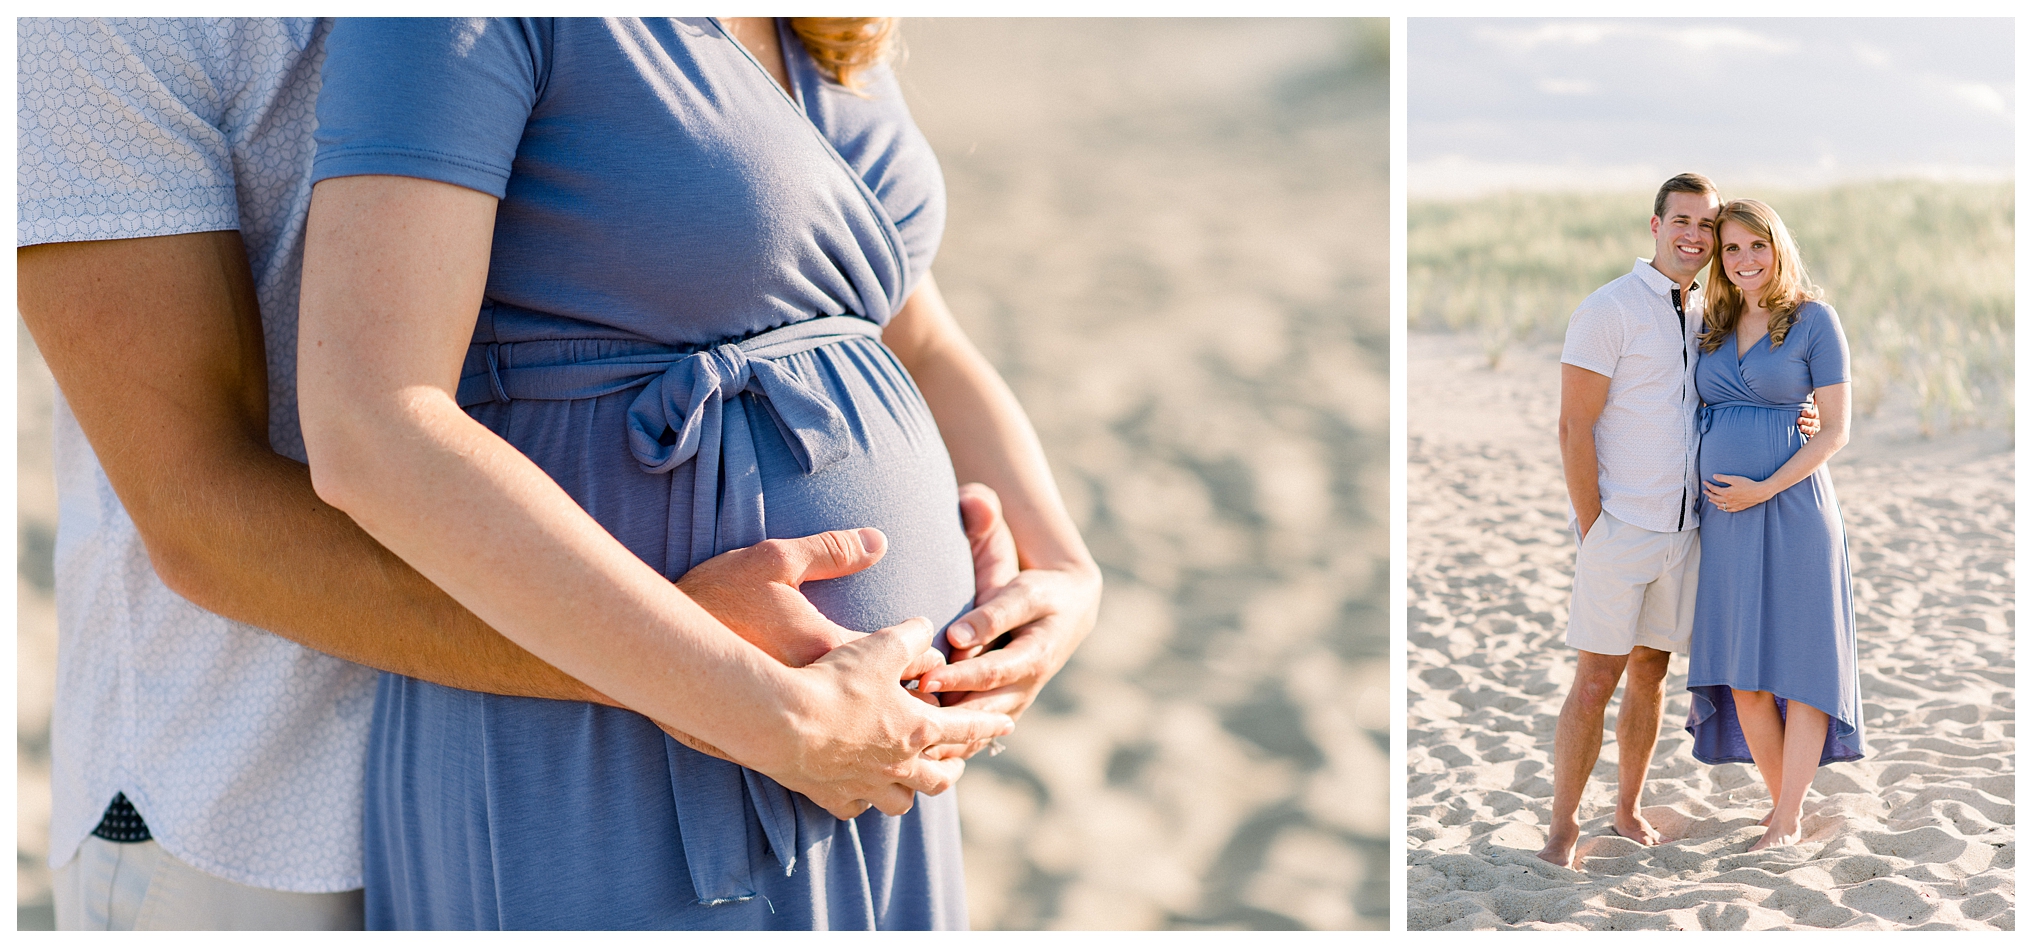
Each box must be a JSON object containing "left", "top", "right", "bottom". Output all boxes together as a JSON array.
[
  {"left": 468, "top": 342, "right": 976, "bottom": 642},
  {"left": 749, "top": 414, "right": 976, "bottom": 637},
  {"left": 1698, "top": 404, "right": 1803, "bottom": 484}
]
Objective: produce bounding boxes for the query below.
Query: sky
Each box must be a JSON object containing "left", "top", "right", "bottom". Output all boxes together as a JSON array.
[{"left": 1408, "top": 18, "right": 2015, "bottom": 198}]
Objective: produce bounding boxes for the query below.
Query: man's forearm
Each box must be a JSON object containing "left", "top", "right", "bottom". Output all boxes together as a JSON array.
[
  {"left": 1556, "top": 365, "right": 1611, "bottom": 537},
  {"left": 138, "top": 436, "right": 611, "bottom": 704},
  {"left": 1559, "top": 424, "right": 1604, "bottom": 533},
  {"left": 21, "top": 233, "right": 607, "bottom": 706}
]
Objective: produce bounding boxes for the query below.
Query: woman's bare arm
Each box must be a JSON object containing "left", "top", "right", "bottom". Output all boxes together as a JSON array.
[{"left": 297, "top": 175, "right": 1010, "bottom": 816}]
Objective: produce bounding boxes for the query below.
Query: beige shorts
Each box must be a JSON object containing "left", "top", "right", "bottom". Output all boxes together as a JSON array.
[
  {"left": 1565, "top": 509, "right": 1698, "bottom": 656},
  {"left": 54, "top": 836, "right": 363, "bottom": 931}
]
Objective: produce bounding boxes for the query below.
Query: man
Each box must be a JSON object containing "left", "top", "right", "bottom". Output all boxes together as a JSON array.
[
  {"left": 19, "top": 18, "right": 1026, "bottom": 928},
  {"left": 1538, "top": 174, "right": 1723, "bottom": 868}
]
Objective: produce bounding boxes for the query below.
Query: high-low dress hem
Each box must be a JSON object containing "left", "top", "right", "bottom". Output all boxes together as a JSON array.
[{"left": 1685, "top": 683, "right": 1865, "bottom": 767}]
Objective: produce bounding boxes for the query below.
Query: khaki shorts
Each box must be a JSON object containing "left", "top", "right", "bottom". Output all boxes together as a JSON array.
[
  {"left": 1565, "top": 509, "right": 1698, "bottom": 656},
  {"left": 54, "top": 836, "right": 363, "bottom": 931}
]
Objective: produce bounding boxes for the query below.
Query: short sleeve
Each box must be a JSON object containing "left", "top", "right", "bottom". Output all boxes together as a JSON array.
[
  {"left": 1561, "top": 294, "right": 1626, "bottom": 378},
  {"left": 18, "top": 18, "right": 239, "bottom": 247},
  {"left": 1798, "top": 301, "right": 1850, "bottom": 388},
  {"left": 312, "top": 18, "right": 548, "bottom": 199}
]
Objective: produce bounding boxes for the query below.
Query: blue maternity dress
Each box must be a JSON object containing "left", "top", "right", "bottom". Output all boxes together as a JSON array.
[
  {"left": 1684, "top": 301, "right": 1863, "bottom": 767},
  {"left": 312, "top": 18, "right": 974, "bottom": 929}
]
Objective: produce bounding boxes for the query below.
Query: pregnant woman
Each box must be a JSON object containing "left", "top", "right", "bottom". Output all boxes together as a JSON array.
[
  {"left": 1685, "top": 199, "right": 1862, "bottom": 853},
  {"left": 297, "top": 18, "right": 1098, "bottom": 928}
]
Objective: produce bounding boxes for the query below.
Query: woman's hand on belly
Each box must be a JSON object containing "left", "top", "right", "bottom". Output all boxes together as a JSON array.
[
  {"left": 918, "top": 562, "right": 1103, "bottom": 730},
  {"left": 1703, "top": 474, "right": 1776, "bottom": 513},
  {"left": 921, "top": 482, "right": 1099, "bottom": 755},
  {"left": 776, "top": 617, "right": 1015, "bottom": 818},
  {"left": 948, "top": 483, "right": 1023, "bottom": 666}
]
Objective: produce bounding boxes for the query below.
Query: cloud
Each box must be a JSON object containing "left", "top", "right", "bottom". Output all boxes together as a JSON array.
[
  {"left": 1851, "top": 42, "right": 1891, "bottom": 68},
  {"left": 1535, "top": 78, "right": 1595, "bottom": 96},
  {"left": 1411, "top": 18, "right": 2014, "bottom": 193},
  {"left": 1663, "top": 26, "right": 1795, "bottom": 55},
  {"left": 1408, "top": 155, "right": 1669, "bottom": 198},
  {"left": 1490, "top": 22, "right": 1627, "bottom": 50},
  {"left": 1947, "top": 82, "right": 2010, "bottom": 117},
  {"left": 1475, "top": 20, "right": 1793, "bottom": 57}
]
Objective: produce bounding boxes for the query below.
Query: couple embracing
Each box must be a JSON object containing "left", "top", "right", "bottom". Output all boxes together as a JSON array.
[
  {"left": 23, "top": 17, "right": 1099, "bottom": 930},
  {"left": 1538, "top": 174, "right": 1863, "bottom": 868}
]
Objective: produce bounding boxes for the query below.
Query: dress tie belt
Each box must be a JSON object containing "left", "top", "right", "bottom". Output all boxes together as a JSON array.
[
  {"left": 456, "top": 314, "right": 885, "bottom": 905},
  {"left": 1697, "top": 399, "right": 1807, "bottom": 436}
]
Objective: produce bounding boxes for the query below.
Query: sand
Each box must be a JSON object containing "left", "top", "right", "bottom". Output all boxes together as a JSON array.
[
  {"left": 16, "top": 320, "right": 60, "bottom": 930},
  {"left": 902, "top": 19, "right": 1390, "bottom": 930},
  {"left": 14, "top": 19, "right": 1390, "bottom": 930},
  {"left": 1406, "top": 330, "right": 2015, "bottom": 931}
]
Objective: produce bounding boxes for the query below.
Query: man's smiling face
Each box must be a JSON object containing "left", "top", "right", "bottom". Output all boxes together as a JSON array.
[{"left": 1650, "top": 189, "right": 1720, "bottom": 286}]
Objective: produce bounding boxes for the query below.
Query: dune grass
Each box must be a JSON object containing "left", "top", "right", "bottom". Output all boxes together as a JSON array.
[{"left": 1410, "top": 180, "right": 2015, "bottom": 435}]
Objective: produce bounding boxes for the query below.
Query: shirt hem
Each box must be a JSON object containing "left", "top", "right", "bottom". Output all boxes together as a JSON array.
[
  {"left": 49, "top": 819, "right": 365, "bottom": 894},
  {"left": 1601, "top": 499, "right": 1697, "bottom": 535},
  {"left": 19, "top": 191, "right": 240, "bottom": 248},
  {"left": 1559, "top": 353, "right": 1617, "bottom": 378},
  {"left": 311, "top": 147, "right": 513, "bottom": 200}
]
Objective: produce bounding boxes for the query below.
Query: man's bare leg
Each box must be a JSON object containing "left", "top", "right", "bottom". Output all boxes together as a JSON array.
[
  {"left": 1536, "top": 649, "right": 1630, "bottom": 868},
  {"left": 1611, "top": 645, "right": 1672, "bottom": 844}
]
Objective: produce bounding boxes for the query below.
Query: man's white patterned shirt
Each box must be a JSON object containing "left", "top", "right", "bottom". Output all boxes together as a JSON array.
[
  {"left": 19, "top": 17, "right": 375, "bottom": 892},
  {"left": 1559, "top": 258, "right": 1703, "bottom": 535}
]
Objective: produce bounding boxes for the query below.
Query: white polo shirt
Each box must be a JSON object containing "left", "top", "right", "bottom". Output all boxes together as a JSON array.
[
  {"left": 1559, "top": 258, "right": 1702, "bottom": 535},
  {"left": 19, "top": 18, "right": 375, "bottom": 893}
]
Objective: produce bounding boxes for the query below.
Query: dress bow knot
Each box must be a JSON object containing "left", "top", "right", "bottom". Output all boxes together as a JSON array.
[{"left": 625, "top": 335, "right": 854, "bottom": 478}]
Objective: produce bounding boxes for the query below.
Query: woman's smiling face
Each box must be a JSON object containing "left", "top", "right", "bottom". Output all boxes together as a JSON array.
[{"left": 1718, "top": 219, "right": 1776, "bottom": 300}]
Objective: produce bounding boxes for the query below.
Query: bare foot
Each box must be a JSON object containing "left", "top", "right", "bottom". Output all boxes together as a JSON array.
[
  {"left": 1536, "top": 822, "right": 1580, "bottom": 868},
  {"left": 1747, "top": 818, "right": 1800, "bottom": 852},
  {"left": 1612, "top": 811, "right": 1662, "bottom": 846},
  {"left": 1758, "top": 810, "right": 1773, "bottom": 828}
]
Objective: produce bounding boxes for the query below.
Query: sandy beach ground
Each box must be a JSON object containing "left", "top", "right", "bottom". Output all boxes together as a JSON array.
[
  {"left": 1407, "top": 330, "right": 2015, "bottom": 930},
  {"left": 15, "top": 19, "right": 1390, "bottom": 929}
]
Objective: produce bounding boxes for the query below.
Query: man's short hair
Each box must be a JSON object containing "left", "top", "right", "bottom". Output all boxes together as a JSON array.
[{"left": 1653, "top": 173, "right": 1720, "bottom": 218}]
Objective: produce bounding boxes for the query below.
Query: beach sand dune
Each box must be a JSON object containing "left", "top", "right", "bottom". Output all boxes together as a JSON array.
[{"left": 1407, "top": 331, "right": 2014, "bottom": 931}]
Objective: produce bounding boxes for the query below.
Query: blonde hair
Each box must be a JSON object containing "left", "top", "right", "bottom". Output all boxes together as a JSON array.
[
  {"left": 788, "top": 18, "right": 899, "bottom": 92},
  {"left": 1698, "top": 199, "right": 1823, "bottom": 355}
]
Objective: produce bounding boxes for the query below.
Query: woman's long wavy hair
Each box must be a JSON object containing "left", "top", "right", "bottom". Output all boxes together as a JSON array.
[
  {"left": 788, "top": 18, "right": 899, "bottom": 92},
  {"left": 1698, "top": 199, "right": 1823, "bottom": 355}
]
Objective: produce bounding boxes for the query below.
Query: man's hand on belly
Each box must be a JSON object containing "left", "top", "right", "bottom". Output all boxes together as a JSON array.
[
  {"left": 676, "top": 528, "right": 897, "bottom": 667},
  {"left": 666, "top": 527, "right": 967, "bottom": 797},
  {"left": 652, "top": 529, "right": 904, "bottom": 768},
  {"left": 675, "top": 489, "right": 1028, "bottom": 769}
]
